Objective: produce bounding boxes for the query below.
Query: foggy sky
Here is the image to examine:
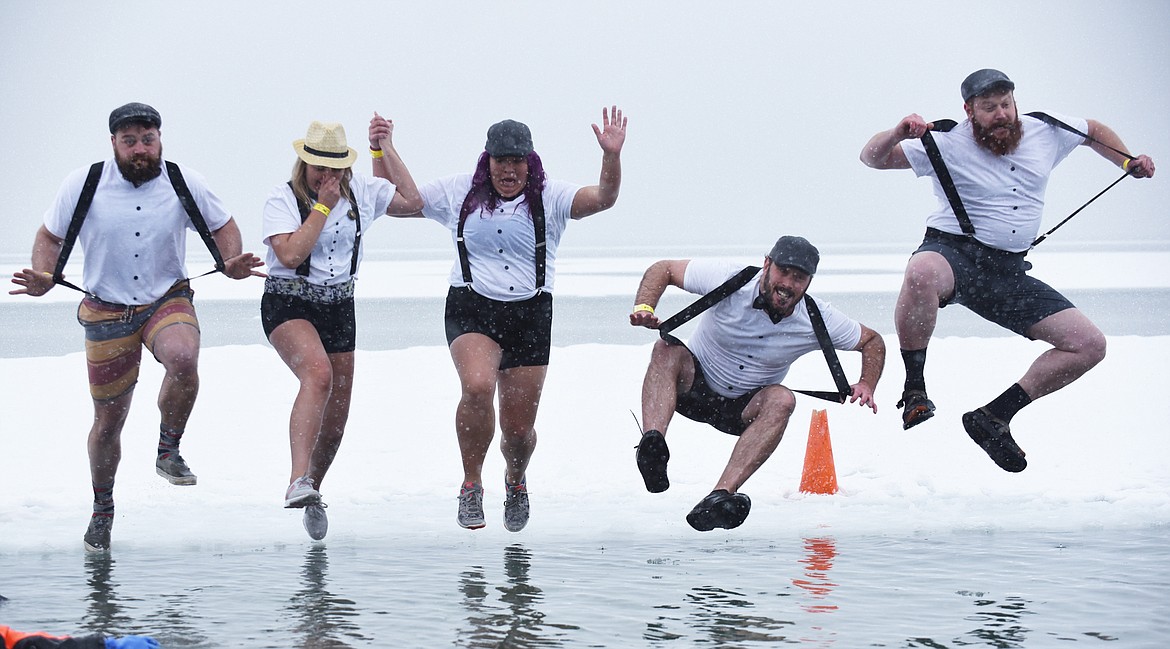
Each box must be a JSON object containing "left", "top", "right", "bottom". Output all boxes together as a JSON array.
[{"left": 2, "top": 1, "right": 1167, "bottom": 263}]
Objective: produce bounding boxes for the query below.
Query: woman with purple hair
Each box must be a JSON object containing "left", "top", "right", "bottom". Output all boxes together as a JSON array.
[{"left": 377, "top": 107, "right": 627, "bottom": 532}]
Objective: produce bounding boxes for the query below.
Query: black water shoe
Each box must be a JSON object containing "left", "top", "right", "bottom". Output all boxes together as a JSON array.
[
  {"left": 686, "top": 489, "right": 752, "bottom": 531},
  {"left": 897, "top": 390, "right": 936, "bottom": 430},
  {"left": 635, "top": 429, "right": 670, "bottom": 493},
  {"left": 963, "top": 408, "right": 1027, "bottom": 473}
]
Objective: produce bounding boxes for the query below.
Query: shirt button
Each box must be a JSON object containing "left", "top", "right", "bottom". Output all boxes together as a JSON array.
[
  {"left": 497, "top": 229, "right": 503, "bottom": 234},
  {"left": 504, "top": 265, "right": 509, "bottom": 270},
  {"left": 509, "top": 286, "right": 514, "bottom": 291},
  {"left": 136, "top": 206, "right": 141, "bottom": 211}
]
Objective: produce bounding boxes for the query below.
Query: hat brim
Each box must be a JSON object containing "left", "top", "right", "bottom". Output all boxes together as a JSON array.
[{"left": 293, "top": 140, "right": 358, "bottom": 169}]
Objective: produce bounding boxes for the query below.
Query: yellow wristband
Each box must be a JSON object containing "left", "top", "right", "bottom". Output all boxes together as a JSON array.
[
  {"left": 1122, "top": 158, "right": 1130, "bottom": 171},
  {"left": 633, "top": 303, "right": 655, "bottom": 315},
  {"left": 370, "top": 147, "right": 384, "bottom": 159},
  {"left": 312, "top": 202, "right": 331, "bottom": 216}
]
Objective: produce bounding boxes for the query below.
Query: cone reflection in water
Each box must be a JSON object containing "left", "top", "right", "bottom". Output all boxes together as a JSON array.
[
  {"left": 799, "top": 409, "right": 838, "bottom": 495},
  {"left": 792, "top": 536, "right": 839, "bottom": 613}
]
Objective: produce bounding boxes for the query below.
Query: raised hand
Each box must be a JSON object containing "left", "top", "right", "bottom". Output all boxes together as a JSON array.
[{"left": 592, "top": 105, "right": 628, "bottom": 155}]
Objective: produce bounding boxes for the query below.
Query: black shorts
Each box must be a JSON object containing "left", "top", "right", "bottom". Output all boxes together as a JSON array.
[
  {"left": 444, "top": 286, "right": 553, "bottom": 369},
  {"left": 261, "top": 292, "right": 356, "bottom": 354},
  {"left": 675, "top": 348, "right": 761, "bottom": 436},
  {"left": 915, "top": 228, "right": 1075, "bottom": 337}
]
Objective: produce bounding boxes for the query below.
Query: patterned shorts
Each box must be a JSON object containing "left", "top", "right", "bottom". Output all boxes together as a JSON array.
[{"left": 76, "top": 282, "right": 199, "bottom": 401}]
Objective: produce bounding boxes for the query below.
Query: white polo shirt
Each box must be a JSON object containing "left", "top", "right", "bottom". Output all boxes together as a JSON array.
[
  {"left": 684, "top": 260, "right": 862, "bottom": 399},
  {"left": 262, "top": 172, "right": 396, "bottom": 285},
  {"left": 901, "top": 112, "right": 1086, "bottom": 252},
  {"left": 419, "top": 174, "right": 580, "bottom": 302},
  {"left": 43, "top": 159, "right": 232, "bottom": 305}
]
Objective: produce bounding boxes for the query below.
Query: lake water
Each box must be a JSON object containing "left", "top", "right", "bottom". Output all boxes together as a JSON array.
[
  {"left": 1, "top": 527, "right": 1167, "bottom": 647},
  {"left": 4, "top": 288, "right": 1169, "bottom": 358}
]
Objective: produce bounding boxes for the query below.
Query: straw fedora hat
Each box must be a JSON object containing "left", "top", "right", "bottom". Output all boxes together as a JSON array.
[{"left": 293, "top": 121, "right": 358, "bottom": 169}]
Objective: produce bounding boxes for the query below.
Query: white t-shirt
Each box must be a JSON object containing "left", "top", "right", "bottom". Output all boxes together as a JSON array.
[
  {"left": 43, "top": 159, "right": 232, "bottom": 305},
  {"left": 684, "top": 260, "right": 862, "bottom": 399},
  {"left": 419, "top": 174, "right": 581, "bottom": 302},
  {"left": 901, "top": 112, "right": 1086, "bottom": 252},
  {"left": 262, "top": 172, "right": 395, "bottom": 285}
]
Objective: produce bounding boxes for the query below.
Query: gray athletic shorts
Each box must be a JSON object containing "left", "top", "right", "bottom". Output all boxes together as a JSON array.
[{"left": 915, "top": 228, "right": 1075, "bottom": 337}]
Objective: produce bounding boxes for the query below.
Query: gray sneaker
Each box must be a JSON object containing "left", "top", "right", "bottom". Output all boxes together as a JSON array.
[
  {"left": 156, "top": 453, "right": 197, "bottom": 486},
  {"left": 83, "top": 513, "right": 113, "bottom": 553},
  {"left": 303, "top": 502, "right": 328, "bottom": 541},
  {"left": 503, "top": 480, "right": 529, "bottom": 532},
  {"left": 457, "top": 482, "right": 486, "bottom": 529}
]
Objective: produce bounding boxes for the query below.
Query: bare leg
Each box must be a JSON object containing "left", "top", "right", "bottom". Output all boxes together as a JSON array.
[
  {"left": 497, "top": 365, "right": 547, "bottom": 485},
  {"left": 88, "top": 391, "right": 134, "bottom": 486},
  {"left": 269, "top": 320, "right": 334, "bottom": 484},
  {"left": 151, "top": 323, "right": 201, "bottom": 432},
  {"left": 713, "top": 385, "right": 795, "bottom": 492},
  {"left": 450, "top": 333, "right": 503, "bottom": 486},
  {"left": 894, "top": 251, "right": 954, "bottom": 352},
  {"left": 1018, "top": 308, "right": 1107, "bottom": 400},
  {"left": 640, "top": 340, "right": 696, "bottom": 435},
  {"left": 308, "top": 351, "right": 354, "bottom": 489}
]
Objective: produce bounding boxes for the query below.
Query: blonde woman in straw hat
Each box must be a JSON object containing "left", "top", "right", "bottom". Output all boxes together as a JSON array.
[
  {"left": 373, "top": 107, "right": 628, "bottom": 532},
  {"left": 261, "top": 116, "right": 421, "bottom": 540}
]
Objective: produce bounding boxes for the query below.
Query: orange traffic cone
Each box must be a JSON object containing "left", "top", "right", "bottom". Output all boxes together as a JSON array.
[{"left": 799, "top": 409, "right": 838, "bottom": 495}]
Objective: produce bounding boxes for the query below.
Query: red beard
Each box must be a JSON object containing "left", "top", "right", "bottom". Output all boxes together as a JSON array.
[{"left": 972, "top": 117, "right": 1023, "bottom": 156}]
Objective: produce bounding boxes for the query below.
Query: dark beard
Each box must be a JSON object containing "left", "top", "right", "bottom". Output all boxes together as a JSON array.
[
  {"left": 972, "top": 117, "right": 1022, "bottom": 156},
  {"left": 115, "top": 149, "right": 163, "bottom": 186}
]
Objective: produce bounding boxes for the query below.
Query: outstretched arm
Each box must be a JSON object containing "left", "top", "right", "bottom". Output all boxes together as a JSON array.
[
  {"left": 860, "top": 114, "right": 932, "bottom": 170},
  {"left": 629, "top": 259, "right": 689, "bottom": 329},
  {"left": 369, "top": 112, "right": 425, "bottom": 215},
  {"left": 1085, "top": 119, "right": 1155, "bottom": 178},
  {"left": 212, "top": 217, "right": 266, "bottom": 280},
  {"left": 571, "top": 105, "right": 627, "bottom": 219},
  {"left": 9, "top": 226, "right": 63, "bottom": 296},
  {"left": 848, "top": 324, "right": 886, "bottom": 413}
]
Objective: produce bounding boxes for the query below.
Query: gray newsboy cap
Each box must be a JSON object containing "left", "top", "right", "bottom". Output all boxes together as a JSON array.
[
  {"left": 768, "top": 235, "right": 819, "bottom": 276},
  {"left": 109, "top": 102, "right": 161, "bottom": 134},
  {"left": 485, "top": 119, "right": 534, "bottom": 158},
  {"left": 961, "top": 69, "right": 1015, "bottom": 102}
]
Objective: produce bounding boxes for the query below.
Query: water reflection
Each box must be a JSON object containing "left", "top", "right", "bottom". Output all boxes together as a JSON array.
[
  {"left": 81, "top": 554, "right": 132, "bottom": 634},
  {"left": 287, "top": 545, "right": 368, "bottom": 648},
  {"left": 793, "top": 537, "right": 839, "bottom": 613},
  {"left": 456, "top": 543, "right": 576, "bottom": 647},
  {"left": 677, "top": 585, "right": 795, "bottom": 644}
]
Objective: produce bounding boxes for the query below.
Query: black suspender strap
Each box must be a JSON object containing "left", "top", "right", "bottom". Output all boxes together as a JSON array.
[
  {"left": 1024, "top": 112, "right": 1134, "bottom": 248},
  {"left": 532, "top": 196, "right": 546, "bottom": 290},
  {"left": 350, "top": 202, "right": 362, "bottom": 277},
  {"left": 802, "top": 294, "right": 853, "bottom": 404},
  {"left": 656, "top": 265, "right": 851, "bottom": 404},
  {"left": 165, "top": 161, "right": 225, "bottom": 274},
  {"left": 51, "top": 162, "right": 104, "bottom": 293},
  {"left": 288, "top": 182, "right": 313, "bottom": 278},
  {"left": 657, "top": 266, "right": 760, "bottom": 346},
  {"left": 919, "top": 119, "right": 976, "bottom": 236},
  {"left": 455, "top": 191, "right": 546, "bottom": 291}
]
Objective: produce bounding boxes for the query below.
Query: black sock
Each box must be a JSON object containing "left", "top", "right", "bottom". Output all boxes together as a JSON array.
[
  {"left": 92, "top": 480, "right": 115, "bottom": 514},
  {"left": 901, "top": 349, "right": 928, "bottom": 393},
  {"left": 158, "top": 424, "right": 184, "bottom": 459},
  {"left": 986, "top": 383, "right": 1032, "bottom": 423}
]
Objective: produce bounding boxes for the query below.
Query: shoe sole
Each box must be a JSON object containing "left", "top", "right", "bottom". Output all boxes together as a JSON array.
[
  {"left": 458, "top": 519, "right": 487, "bottom": 530},
  {"left": 962, "top": 411, "right": 1027, "bottom": 473},
  {"left": 156, "top": 467, "right": 197, "bottom": 486},
  {"left": 83, "top": 540, "right": 110, "bottom": 553},
  {"left": 686, "top": 494, "right": 751, "bottom": 532},
  {"left": 902, "top": 403, "right": 935, "bottom": 430},
  {"left": 284, "top": 491, "right": 322, "bottom": 508},
  {"left": 636, "top": 433, "right": 670, "bottom": 493}
]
